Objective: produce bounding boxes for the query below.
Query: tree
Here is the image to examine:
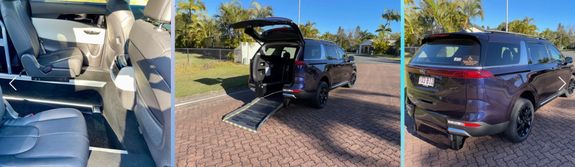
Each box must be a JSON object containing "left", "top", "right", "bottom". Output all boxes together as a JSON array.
[
  {"left": 175, "top": 0, "right": 207, "bottom": 48},
  {"left": 249, "top": 1, "right": 273, "bottom": 19},
  {"left": 299, "top": 21, "right": 320, "bottom": 38},
  {"left": 320, "top": 32, "right": 337, "bottom": 42},
  {"left": 458, "top": 0, "right": 483, "bottom": 28},
  {"left": 497, "top": 17, "right": 538, "bottom": 35}
]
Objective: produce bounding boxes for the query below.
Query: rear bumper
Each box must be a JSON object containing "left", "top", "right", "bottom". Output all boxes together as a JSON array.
[{"left": 408, "top": 103, "right": 509, "bottom": 137}]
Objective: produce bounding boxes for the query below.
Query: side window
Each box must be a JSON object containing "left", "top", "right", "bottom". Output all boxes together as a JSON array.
[
  {"left": 282, "top": 47, "right": 297, "bottom": 59},
  {"left": 303, "top": 42, "right": 323, "bottom": 60},
  {"left": 547, "top": 44, "right": 563, "bottom": 61},
  {"left": 338, "top": 48, "right": 346, "bottom": 60},
  {"left": 527, "top": 43, "right": 551, "bottom": 64},
  {"left": 484, "top": 42, "right": 522, "bottom": 66},
  {"left": 325, "top": 45, "right": 338, "bottom": 60}
]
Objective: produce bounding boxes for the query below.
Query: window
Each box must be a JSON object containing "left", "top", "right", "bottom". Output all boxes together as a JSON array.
[
  {"left": 282, "top": 47, "right": 297, "bottom": 59},
  {"left": 325, "top": 45, "right": 339, "bottom": 60},
  {"left": 304, "top": 41, "right": 324, "bottom": 60},
  {"left": 527, "top": 43, "right": 551, "bottom": 64},
  {"left": 484, "top": 42, "right": 523, "bottom": 66},
  {"left": 410, "top": 38, "right": 481, "bottom": 67},
  {"left": 547, "top": 44, "right": 563, "bottom": 61}
]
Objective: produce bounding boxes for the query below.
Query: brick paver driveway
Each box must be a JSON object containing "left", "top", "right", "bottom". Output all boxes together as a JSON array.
[
  {"left": 406, "top": 94, "right": 575, "bottom": 166},
  {"left": 176, "top": 56, "right": 400, "bottom": 166}
]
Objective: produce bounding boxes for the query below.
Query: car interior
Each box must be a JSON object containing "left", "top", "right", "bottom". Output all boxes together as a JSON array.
[
  {"left": 0, "top": 0, "right": 171, "bottom": 166},
  {"left": 253, "top": 43, "right": 298, "bottom": 95}
]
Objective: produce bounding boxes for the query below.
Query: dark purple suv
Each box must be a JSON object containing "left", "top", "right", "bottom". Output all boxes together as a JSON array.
[
  {"left": 406, "top": 31, "right": 575, "bottom": 150},
  {"left": 231, "top": 17, "right": 356, "bottom": 109}
]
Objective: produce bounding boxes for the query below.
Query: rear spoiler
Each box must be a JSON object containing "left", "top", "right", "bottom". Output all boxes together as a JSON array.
[{"left": 422, "top": 33, "right": 482, "bottom": 44}]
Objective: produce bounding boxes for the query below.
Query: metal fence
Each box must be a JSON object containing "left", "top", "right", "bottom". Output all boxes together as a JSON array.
[
  {"left": 404, "top": 46, "right": 419, "bottom": 57},
  {"left": 176, "top": 48, "right": 235, "bottom": 63}
]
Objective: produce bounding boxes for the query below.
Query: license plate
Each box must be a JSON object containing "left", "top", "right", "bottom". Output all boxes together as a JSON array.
[{"left": 418, "top": 76, "right": 435, "bottom": 87}]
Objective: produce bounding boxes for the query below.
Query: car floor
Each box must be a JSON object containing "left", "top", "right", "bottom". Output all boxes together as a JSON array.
[
  {"left": 87, "top": 111, "right": 155, "bottom": 167},
  {"left": 2, "top": 79, "right": 155, "bottom": 167}
]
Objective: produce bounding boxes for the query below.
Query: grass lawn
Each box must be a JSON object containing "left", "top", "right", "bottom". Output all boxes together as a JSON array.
[{"left": 175, "top": 52, "right": 249, "bottom": 98}]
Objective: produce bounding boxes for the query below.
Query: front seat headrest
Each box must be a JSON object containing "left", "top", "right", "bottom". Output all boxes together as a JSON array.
[{"left": 144, "top": 0, "right": 171, "bottom": 23}]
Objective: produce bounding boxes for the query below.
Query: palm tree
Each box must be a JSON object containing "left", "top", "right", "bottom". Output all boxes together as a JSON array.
[
  {"left": 299, "top": 21, "right": 319, "bottom": 38},
  {"left": 458, "top": 0, "right": 483, "bottom": 28},
  {"left": 250, "top": 1, "right": 273, "bottom": 19}
]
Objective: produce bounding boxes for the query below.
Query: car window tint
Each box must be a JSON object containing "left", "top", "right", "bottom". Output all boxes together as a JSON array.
[
  {"left": 282, "top": 47, "right": 297, "bottom": 59},
  {"left": 410, "top": 38, "right": 480, "bottom": 67},
  {"left": 547, "top": 44, "right": 563, "bottom": 61},
  {"left": 484, "top": 42, "right": 522, "bottom": 66},
  {"left": 527, "top": 43, "right": 551, "bottom": 64},
  {"left": 304, "top": 41, "right": 323, "bottom": 60},
  {"left": 325, "top": 45, "right": 338, "bottom": 60},
  {"left": 338, "top": 48, "right": 346, "bottom": 59}
]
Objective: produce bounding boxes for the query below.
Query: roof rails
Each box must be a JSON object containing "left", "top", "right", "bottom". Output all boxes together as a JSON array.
[{"left": 485, "top": 30, "right": 543, "bottom": 39}]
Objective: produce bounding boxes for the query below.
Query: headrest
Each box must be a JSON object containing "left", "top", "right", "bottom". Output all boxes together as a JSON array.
[{"left": 143, "top": 0, "right": 171, "bottom": 23}]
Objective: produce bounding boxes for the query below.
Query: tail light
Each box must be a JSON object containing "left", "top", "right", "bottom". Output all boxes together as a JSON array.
[
  {"left": 295, "top": 60, "right": 306, "bottom": 68},
  {"left": 408, "top": 67, "right": 493, "bottom": 79}
]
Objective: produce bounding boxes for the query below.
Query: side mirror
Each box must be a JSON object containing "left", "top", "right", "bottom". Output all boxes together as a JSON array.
[
  {"left": 347, "top": 56, "right": 355, "bottom": 62},
  {"left": 565, "top": 57, "right": 573, "bottom": 65}
]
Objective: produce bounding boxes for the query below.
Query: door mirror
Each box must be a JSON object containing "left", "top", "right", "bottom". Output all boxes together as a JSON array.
[
  {"left": 347, "top": 55, "right": 355, "bottom": 62},
  {"left": 565, "top": 57, "right": 573, "bottom": 65}
]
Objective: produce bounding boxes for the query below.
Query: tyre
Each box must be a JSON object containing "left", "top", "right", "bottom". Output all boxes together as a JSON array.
[
  {"left": 561, "top": 75, "right": 575, "bottom": 97},
  {"left": 449, "top": 134, "right": 465, "bottom": 150},
  {"left": 311, "top": 81, "right": 329, "bottom": 109},
  {"left": 344, "top": 73, "right": 356, "bottom": 88},
  {"left": 504, "top": 98, "right": 534, "bottom": 143}
]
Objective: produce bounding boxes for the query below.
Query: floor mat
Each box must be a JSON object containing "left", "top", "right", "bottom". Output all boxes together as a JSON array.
[{"left": 84, "top": 113, "right": 125, "bottom": 150}]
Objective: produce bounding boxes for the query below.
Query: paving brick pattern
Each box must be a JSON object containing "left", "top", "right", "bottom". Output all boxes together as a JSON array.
[
  {"left": 406, "top": 95, "right": 575, "bottom": 166},
  {"left": 176, "top": 63, "right": 400, "bottom": 166}
]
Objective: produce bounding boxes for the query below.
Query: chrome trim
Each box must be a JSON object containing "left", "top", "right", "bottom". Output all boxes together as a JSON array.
[
  {"left": 282, "top": 93, "right": 296, "bottom": 99},
  {"left": 4, "top": 96, "right": 96, "bottom": 108},
  {"left": 330, "top": 81, "right": 349, "bottom": 89},
  {"left": 0, "top": 73, "right": 106, "bottom": 88},
  {"left": 448, "top": 127, "right": 471, "bottom": 137},
  {"left": 89, "top": 147, "right": 128, "bottom": 154}
]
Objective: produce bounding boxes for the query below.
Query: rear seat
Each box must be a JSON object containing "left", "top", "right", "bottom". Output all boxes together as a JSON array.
[{"left": 0, "top": 88, "right": 89, "bottom": 166}]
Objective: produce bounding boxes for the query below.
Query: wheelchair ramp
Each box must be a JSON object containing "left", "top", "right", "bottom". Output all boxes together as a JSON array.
[{"left": 222, "top": 92, "right": 284, "bottom": 132}]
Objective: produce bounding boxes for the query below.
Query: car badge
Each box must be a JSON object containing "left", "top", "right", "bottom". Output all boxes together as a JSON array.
[{"left": 419, "top": 69, "right": 426, "bottom": 74}]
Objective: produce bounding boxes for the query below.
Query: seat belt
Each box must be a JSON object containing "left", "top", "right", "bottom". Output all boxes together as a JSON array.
[
  {"left": 39, "top": 39, "right": 47, "bottom": 55},
  {"left": 4, "top": 98, "right": 18, "bottom": 118}
]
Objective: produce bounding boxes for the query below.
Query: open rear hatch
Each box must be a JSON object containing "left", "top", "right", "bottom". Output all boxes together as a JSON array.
[
  {"left": 406, "top": 35, "right": 486, "bottom": 145},
  {"left": 222, "top": 91, "right": 284, "bottom": 132}
]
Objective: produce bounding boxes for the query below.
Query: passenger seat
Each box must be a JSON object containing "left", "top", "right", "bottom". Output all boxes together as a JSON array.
[
  {"left": 0, "top": 0, "right": 84, "bottom": 79},
  {"left": 0, "top": 88, "right": 89, "bottom": 166}
]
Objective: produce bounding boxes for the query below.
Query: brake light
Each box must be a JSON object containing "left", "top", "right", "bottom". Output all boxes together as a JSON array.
[
  {"left": 448, "top": 120, "right": 482, "bottom": 128},
  {"left": 408, "top": 67, "right": 493, "bottom": 79},
  {"left": 295, "top": 60, "right": 306, "bottom": 67},
  {"left": 431, "top": 34, "right": 450, "bottom": 38},
  {"left": 463, "top": 122, "right": 481, "bottom": 128}
]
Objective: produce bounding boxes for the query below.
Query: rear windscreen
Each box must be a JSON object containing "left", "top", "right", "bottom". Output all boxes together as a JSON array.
[{"left": 410, "top": 38, "right": 480, "bottom": 67}]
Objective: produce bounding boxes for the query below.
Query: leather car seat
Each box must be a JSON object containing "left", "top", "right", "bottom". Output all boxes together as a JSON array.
[
  {"left": 0, "top": 88, "right": 89, "bottom": 166},
  {"left": 0, "top": 0, "right": 84, "bottom": 79}
]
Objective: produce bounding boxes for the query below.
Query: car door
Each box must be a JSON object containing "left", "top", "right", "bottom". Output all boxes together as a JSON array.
[
  {"left": 547, "top": 43, "right": 572, "bottom": 95},
  {"left": 338, "top": 47, "right": 354, "bottom": 82},
  {"left": 324, "top": 44, "right": 343, "bottom": 84},
  {"left": 527, "top": 42, "right": 561, "bottom": 103}
]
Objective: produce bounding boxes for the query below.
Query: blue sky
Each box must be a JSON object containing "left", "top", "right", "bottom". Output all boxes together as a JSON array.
[
  {"left": 471, "top": 0, "right": 575, "bottom": 31},
  {"left": 201, "top": 0, "right": 401, "bottom": 34}
]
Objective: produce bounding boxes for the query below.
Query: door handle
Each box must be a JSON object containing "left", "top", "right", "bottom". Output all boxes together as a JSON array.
[{"left": 83, "top": 30, "right": 101, "bottom": 35}]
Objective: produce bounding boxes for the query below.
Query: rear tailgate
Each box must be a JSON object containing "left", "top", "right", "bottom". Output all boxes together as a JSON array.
[{"left": 406, "top": 66, "right": 468, "bottom": 119}]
